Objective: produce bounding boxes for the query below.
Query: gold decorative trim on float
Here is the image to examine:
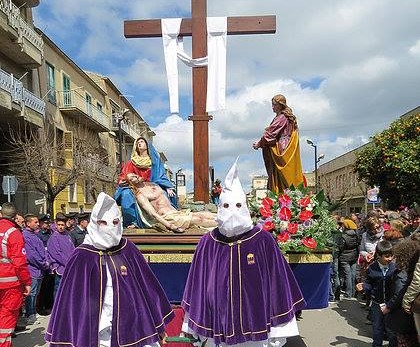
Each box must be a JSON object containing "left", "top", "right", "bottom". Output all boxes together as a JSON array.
[
  {"left": 143, "top": 253, "right": 194, "bottom": 263},
  {"left": 129, "top": 232, "right": 332, "bottom": 264},
  {"left": 284, "top": 253, "right": 332, "bottom": 264},
  {"left": 141, "top": 252, "right": 332, "bottom": 264}
]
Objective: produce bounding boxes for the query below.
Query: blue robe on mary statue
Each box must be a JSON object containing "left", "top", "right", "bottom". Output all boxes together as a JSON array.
[{"left": 114, "top": 137, "right": 177, "bottom": 228}]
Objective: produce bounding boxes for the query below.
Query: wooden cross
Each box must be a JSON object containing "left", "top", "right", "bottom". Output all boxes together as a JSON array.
[{"left": 124, "top": 0, "right": 276, "bottom": 203}]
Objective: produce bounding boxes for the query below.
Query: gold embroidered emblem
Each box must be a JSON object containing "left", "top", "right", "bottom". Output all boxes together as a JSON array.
[
  {"left": 120, "top": 265, "right": 128, "bottom": 276},
  {"left": 247, "top": 253, "right": 255, "bottom": 265}
]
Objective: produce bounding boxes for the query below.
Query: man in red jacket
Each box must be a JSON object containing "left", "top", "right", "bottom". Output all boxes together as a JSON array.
[{"left": 0, "top": 203, "right": 31, "bottom": 347}]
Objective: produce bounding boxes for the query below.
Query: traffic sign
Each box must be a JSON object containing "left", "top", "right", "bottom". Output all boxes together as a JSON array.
[
  {"left": 2, "top": 176, "right": 18, "bottom": 194},
  {"left": 2, "top": 176, "right": 18, "bottom": 202}
]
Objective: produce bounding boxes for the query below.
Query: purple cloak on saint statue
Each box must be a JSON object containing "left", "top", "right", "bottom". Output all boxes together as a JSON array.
[
  {"left": 45, "top": 238, "right": 174, "bottom": 347},
  {"left": 182, "top": 225, "right": 306, "bottom": 345}
]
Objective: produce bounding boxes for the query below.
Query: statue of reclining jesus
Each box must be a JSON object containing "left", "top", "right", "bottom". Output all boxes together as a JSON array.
[{"left": 126, "top": 173, "right": 217, "bottom": 233}]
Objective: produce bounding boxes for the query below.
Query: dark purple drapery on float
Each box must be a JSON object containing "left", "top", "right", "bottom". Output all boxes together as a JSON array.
[{"left": 149, "top": 252, "right": 331, "bottom": 310}]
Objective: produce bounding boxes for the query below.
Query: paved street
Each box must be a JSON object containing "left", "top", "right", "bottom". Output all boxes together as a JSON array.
[{"left": 13, "top": 298, "right": 391, "bottom": 347}]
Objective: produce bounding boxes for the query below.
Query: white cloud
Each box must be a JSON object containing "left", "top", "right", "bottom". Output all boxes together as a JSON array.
[
  {"left": 409, "top": 39, "right": 420, "bottom": 56},
  {"left": 33, "top": 0, "right": 420, "bottom": 191},
  {"left": 335, "top": 56, "right": 398, "bottom": 82}
]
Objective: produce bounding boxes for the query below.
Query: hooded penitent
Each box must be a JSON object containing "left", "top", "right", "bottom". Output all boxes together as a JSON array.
[
  {"left": 45, "top": 193, "right": 174, "bottom": 347},
  {"left": 216, "top": 159, "right": 253, "bottom": 237},
  {"left": 181, "top": 159, "right": 306, "bottom": 346},
  {"left": 84, "top": 192, "right": 123, "bottom": 250}
]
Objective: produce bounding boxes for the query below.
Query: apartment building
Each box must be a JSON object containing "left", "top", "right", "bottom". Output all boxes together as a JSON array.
[
  {"left": 86, "top": 72, "right": 154, "bottom": 163},
  {"left": 33, "top": 32, "right": 116, "bottom": 214},
  {"left": 1, "top": 5, "right": 172, "bottom": 215},
  {"left": 0, "top": 0, "right": 45, "bottom": 211},
  {"left": 318, "top": 147, "right": 368, "bottom": 216}
]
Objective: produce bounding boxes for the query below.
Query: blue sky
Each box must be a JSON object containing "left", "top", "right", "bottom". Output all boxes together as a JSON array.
[{"left": 33, "top": 0, "right": 420, "bottom": 190}]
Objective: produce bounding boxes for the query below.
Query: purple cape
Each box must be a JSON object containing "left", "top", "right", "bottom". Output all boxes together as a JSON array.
[
  {"left": 181, "top": 226, "right": 306, "bottom": 345},
  {"left": 45, "top": 238, "right": 174, "bottom": 347}
]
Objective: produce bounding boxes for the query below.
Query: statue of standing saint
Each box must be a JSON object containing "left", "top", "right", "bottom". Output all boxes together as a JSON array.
[{"left": 252, "top": 94, "right": 305, "bottom": 194}]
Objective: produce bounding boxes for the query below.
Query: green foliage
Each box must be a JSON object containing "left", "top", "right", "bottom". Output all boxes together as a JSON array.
[
  {"left": 355, "top": 114, "right": 420, "bottom": 209},
  {"left": 249, "top": 185, "right": 337, "bottom": 254}
]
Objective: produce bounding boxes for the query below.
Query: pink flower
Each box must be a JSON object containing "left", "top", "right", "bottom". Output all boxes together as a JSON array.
[
  {"left": 259, "top": 206, "right": 273, "bottom": 218},
  {"left": 263, "top": 221, "right": 275, "bottom": 231},
  {"left": 302, "top": 237, "right": 317, "bottom": 249},
  {"left": 278, "top": 194, "right": 292, "bottom": 207},
  {"left": 277, "top": 232, "right": 290, "bottom": 243},
  {"left": 261, "top": 197, "right": 274, "bottom": 208},
  {"left": 279, "top": 207, "right": 292, "bottom": 221},
  {"left": 299, "top": 197, "right": 311, "bottom": 208},
  {"left": 299, "top": 210, "right": 313, "bottom": 222},
  {"left": 287, "top": 222, "right": 299, "bottom": 234}
]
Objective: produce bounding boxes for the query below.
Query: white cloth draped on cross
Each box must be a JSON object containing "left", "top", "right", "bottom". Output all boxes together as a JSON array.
[{"left": 162, "top": 17, "right": 227, "bottom": 114}]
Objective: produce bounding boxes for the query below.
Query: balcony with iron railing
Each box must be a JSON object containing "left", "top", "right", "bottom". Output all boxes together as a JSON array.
[
  {"left": 0, "top": 66, "right": 45, "bottom": 116},
  {"left": 13, "top": 0, "right": 40, "bottom": 8},
  {"left": 111, "top": 115, "right": 144, "bottom": 141},
  {"left": 57, "top": 90, "right": 110, "bottom": 132},
  {"left": 0, "top": 0, "right": 43, "bottom": 67}
]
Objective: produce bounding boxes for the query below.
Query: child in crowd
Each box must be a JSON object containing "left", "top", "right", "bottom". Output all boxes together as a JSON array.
[{"left": 356, "top": 240, "right": 397, "bottom": 347}]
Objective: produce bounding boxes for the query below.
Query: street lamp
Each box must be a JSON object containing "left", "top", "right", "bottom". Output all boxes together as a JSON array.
[
  {"left": 175, "top": 169, "right": 185, "bottom": 206},
  {"left": 116, "top": 108, "right": 131, "bottom": 167},
  {"left": 306, "top": 139, "right": 324, "bottom": 193}
]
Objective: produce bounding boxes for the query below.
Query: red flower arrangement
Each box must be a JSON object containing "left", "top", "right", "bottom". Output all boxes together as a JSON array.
[{"left": 251, "top": 184, "right": 336, "bottom": 253}]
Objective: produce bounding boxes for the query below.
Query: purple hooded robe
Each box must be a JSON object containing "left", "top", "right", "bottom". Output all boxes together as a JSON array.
[
  {"left": 46, "top": 230, "right": 75, "bottom": 275},
  {"left": 45, "top": 238, "right": 174, "bottom": 347},
  {"left": 182, "top": 226, "right": 306, "bottom": 345}
]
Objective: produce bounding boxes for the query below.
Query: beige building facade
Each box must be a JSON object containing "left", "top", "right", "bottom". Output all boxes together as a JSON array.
[
  {"left": 0, "top": 0, "right": 45, "bottom": 211},
  {"left": 318, "top": 147, "right": 368, "bottom": 216},
  {"left": 37, "top": 33, "right": 116, "bottom": 214},
  {"left": 86, "top": 72, "right": 155, "bottom": 164}
]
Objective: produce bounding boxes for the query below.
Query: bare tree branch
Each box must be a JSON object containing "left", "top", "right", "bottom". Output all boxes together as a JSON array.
[{"left": 3, "top": 122, "right": 114, "bottom": 214}]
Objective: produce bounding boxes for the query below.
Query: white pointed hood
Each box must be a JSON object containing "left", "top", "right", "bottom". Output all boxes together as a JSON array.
[
  {"left": 216, "top": 158, "right": 253, "bottom": 237},
  {"left": 83, "top": 192, "right": 123, "bottom": 250}
]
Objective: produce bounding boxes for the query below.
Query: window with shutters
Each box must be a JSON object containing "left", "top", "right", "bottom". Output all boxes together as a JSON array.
[
  {"left": 84, "top": 179, "right": 92, "bottom": 204},
  {"left": 46, "top": 63, "right": 56, "bottom": 104},
  {"left": 68, "top": 182, "right": 77, "bottom": 203},
  {"left": 85, "top": 93, "right": 93, "bottom": 117},
  {"left": 63, "top": 131, "right": 74, "bottom": 167},
  {"left": 63, "top": 74, "right": 71, "bottom": 106},
  {"left": 63, "top": 131, "right": 73, "bottom": 150}
]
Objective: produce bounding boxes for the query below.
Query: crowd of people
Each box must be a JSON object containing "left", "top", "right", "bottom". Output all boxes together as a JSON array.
[
  {"left": 330, "top": 207, "right": 420, "bottom": 346},
  {"left": 1, "top": 165, "right": 419, "bottom": 347},
  {"left": 0, "top": 203, "right": 90, "bottom": 345}
]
